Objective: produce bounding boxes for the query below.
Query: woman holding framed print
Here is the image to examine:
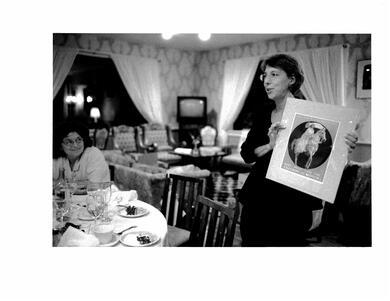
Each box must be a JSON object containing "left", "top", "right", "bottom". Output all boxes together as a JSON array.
[{"left": 239, "top": 54, "right": 358, "bottom": 246}]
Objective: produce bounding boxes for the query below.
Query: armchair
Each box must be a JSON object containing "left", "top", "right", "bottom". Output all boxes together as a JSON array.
[
  {"left": 200, "top": 125, "right": 217, "bottom": 147},
  {"left": 138, "top": 123, "right": 182, "bottom": 166},
  {"left": 199, "top": 125, "right": 222, "bottom": 156},
  {"left": 112, "top": 162, "right": 167, "bottom": 209},
  {"left": 112, "top": 125, "right": 142, "bottom": 153},
  {"left": 139, "top": 123, "right": 177, "bottom": 152}
]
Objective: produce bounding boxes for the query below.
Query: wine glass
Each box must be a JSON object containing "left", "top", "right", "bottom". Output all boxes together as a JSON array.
[{"left": 53, "top": 197, "right": 71, "bottom": 230}]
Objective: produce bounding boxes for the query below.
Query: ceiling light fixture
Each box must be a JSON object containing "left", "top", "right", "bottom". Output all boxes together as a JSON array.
[
  {"left": 162, "top": 33, "right": 174, "bottom": 40},
  {"left": 198, "top": 33, "right": 211, "bottom": 41}
]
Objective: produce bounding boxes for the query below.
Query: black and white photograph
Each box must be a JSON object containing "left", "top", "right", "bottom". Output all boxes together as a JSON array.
[
  {"left": 282, "top": 115, "right": 338, "bottom": 182},
  {"left": 1, "top": 0, "right": 389, "bottom": 300},
  {"left": 267, "top": 97, "right": 360, "bottom": 203}
]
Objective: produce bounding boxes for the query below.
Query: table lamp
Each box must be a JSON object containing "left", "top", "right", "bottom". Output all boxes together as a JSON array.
[{"left": 90, "top": 107, "right": 100, "bottom": 123}]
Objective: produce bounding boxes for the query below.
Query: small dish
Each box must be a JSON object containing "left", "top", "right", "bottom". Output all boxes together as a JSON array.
[
  {"left": 118, "top": 206, "right": 149, "bottom": 218},
  {"left": 98, "top": 233, "right": 120, "bottom": 247},
  {"left": 120, "top": 230, "right": 160, "bottom": 247},
  {"left": 77, "top": 210, "right": 95, "bottom": 221}
]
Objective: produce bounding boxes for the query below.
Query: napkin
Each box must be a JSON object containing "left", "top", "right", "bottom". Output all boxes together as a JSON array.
[
  {"left": 57, "top": 226, "right": 99, "bottom": 247},
  {"left": 116, "top": 190, "right": 138, "bottom": 206}
]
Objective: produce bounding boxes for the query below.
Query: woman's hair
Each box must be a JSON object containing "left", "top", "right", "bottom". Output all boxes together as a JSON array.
[
  {"left": 53, "top": 121, "right": 92, "bottom": 159},
  {"left": 261, "top": 54, "right": 305, "bottom": 96}
]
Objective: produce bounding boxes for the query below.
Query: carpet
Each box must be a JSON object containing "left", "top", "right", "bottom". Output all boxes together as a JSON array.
[{"left": 205, "top": 172, "right": 241, "bottom": 205}]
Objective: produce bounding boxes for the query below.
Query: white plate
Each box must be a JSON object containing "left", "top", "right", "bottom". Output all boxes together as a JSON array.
[
  {"left": 120, "top": 231, "right": 160, "bottom": 247},
  {"left": 98, "top": 234, "right": 120, "bottom": 247},
  {"left": 118, "top": 206, "right": 149, "bottom": 218}
]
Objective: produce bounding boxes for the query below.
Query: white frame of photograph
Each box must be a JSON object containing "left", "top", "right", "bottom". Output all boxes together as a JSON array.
[
  {"left": 356, "top": 59, "right": 371, "bottom": 99},
  {"left": 266, "top": 98, "right": 359, "bottom": 203}
]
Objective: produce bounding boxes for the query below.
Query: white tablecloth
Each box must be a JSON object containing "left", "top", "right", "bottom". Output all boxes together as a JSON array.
[{"left": 59, "top": 190, "right": 168, "bottom": 247}]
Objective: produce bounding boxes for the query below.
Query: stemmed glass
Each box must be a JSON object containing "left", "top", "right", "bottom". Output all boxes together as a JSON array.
[{"left": 53, "top": 197, "right": 71, "bottom": 230}]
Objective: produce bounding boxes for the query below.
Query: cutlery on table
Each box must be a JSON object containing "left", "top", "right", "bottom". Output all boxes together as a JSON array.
[{"left": 116, "top": 225, "right": 138, "bottom": 235}]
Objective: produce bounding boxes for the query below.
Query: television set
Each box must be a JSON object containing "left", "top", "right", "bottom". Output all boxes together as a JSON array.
[{"left": 177, "top": 96, "right": 207, "bottom": 124}]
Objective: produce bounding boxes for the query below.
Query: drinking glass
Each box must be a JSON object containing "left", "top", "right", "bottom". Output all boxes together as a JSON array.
[
  {"left": 87, "top": 182, "right": 113, "bottom": 222},
  {"left": 86, "top": 195, "right": 105, "bottom": 229},
  {"left": 53, "top": 197, "right": 71, "bottom": 230}
]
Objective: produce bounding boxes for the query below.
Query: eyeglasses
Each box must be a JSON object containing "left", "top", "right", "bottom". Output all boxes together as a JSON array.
[
  {"left": 62, "top": 137, "right": 83, "bottom": 146},
  {"left": 259, "top": 71, "right": 281, "bottom": 82}
]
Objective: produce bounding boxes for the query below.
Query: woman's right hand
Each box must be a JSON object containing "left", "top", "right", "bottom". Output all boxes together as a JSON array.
[{"left": 254, "top": 144, "right": 272, "bottom": 157}]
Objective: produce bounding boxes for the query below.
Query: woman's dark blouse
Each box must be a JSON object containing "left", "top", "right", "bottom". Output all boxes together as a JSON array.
[{"left": 239, "top": 102, "right": 322, "bottom": 244}]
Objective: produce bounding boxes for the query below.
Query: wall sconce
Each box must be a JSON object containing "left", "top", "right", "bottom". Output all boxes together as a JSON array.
[
  {"left": 198, "top": 33, "right": 211, "bottom": 41},
  {"left": 90, "top": 107, "right": 101, "bottom": 123}
]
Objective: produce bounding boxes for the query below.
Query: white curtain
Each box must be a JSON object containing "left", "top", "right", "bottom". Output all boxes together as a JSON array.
[
  {"left": 217, "top": 56, "right": 261, "bottom": 144},
  {"left": 290, "top": 44, "right": 349, "bottom": 106},
  {"left": 111, "top": 54, "right": 164, "bottom": 124},
  {"left": 53, "top": 46, "right": 79, "bottom": 98}
]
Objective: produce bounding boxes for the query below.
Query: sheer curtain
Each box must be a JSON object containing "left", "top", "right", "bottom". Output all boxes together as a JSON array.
[
  {"left": 291, "top": 44, "right": 349, "bottom": 106},
  {"left": 53, "top": 46, "right": 79, "bottom": 98},
  {"left": 111, "top": 54, "right": 164, "bottom": 124},
  {"left": 217, "top": 56, "right": 261, "bottom": 144}
]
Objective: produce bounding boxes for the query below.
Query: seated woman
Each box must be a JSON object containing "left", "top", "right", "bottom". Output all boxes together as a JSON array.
[{"left": 53, "top": 121, "right": 110, "bottom": 184}]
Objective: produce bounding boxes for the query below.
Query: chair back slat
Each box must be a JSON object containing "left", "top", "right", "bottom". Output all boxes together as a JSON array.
[
  {"left": 205, "top": 209, "right": 219, "bottom": 246},
  {"left": 215, "top": 213, "right": 228, "bottom": 246},
  {"left": 161, "top": 174, "right": 206, "bottom": 231},
  {"left": 189, "top": 195, "right": 240, "bottom": 247},
  {"left": 198, "top": 203, "right": 210, "bottom": 246}
]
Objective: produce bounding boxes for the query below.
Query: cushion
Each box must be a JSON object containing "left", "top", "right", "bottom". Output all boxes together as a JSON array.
[
  {"left": 145, "top": 129, "right": 168, "bottom": 147},
  {"left": 114, "top": 131, "right": 137, "bottom": 152},
  {"left": 166, "top": 225, "right": 190, "bottom": 247}
]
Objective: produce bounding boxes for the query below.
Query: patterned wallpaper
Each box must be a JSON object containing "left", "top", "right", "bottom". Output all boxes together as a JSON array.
[
  {"left": 53, "top": 33, "right": 371, "bottom": 142},
  {"left": 194, "top": 34, "right": 371, "bottom": 142}
]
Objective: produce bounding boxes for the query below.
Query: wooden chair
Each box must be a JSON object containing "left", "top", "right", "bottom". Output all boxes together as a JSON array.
[
  {"left": 161, "top": 174, "right": 206, "bottom": 246},
  {"left": 189, "top": 195, "right": 240, "bottom": 247}
]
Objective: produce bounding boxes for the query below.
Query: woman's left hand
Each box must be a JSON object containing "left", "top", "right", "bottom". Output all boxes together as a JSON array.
[
  {"left": 345, "top": 131, "right": 359, "bottom": 153},
  {"left": 267, "top": 122, "right": 286, "bottom": 148}
]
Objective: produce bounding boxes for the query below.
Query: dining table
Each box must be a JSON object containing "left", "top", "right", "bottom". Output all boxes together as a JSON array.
[{"left": 53, "top": 190, "right": 168, "bottom": 247}]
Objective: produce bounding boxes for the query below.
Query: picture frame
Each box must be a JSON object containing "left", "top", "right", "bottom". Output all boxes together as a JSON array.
[
  {"left": 356, "top": 59, "right": 371, "bottom": 99},
  {"left": 266, "top": 98, "right": 359, "bottom": 203}
]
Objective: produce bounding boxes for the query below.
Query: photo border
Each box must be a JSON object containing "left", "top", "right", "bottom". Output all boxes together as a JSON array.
[{"left": 266, "top": 98, "right": 359, "bottom": 203}]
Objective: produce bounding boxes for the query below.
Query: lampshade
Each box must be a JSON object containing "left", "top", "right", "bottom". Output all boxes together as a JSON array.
[{"left": 90, "top": 107, "right": 101, "bottom": 119}]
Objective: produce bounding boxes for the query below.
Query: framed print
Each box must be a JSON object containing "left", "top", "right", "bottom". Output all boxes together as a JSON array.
[
  {"left": 356, "top": 59, "right": 371, "bottom": 99},
  {"left": 266, "top": 98, "right": 359, "bottom": 203}
]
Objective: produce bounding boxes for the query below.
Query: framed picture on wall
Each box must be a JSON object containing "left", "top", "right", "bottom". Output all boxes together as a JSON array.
[
  {"left": 266, "top": 98, "right": 359, "bottom": 204},
  {"left": 356, "top": 59, "right": 371, "bottom": 99}
]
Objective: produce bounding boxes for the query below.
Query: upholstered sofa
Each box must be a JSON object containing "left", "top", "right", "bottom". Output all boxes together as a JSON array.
[{"left": 112, "top": 163, "right": 167, "bottom": 209}]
